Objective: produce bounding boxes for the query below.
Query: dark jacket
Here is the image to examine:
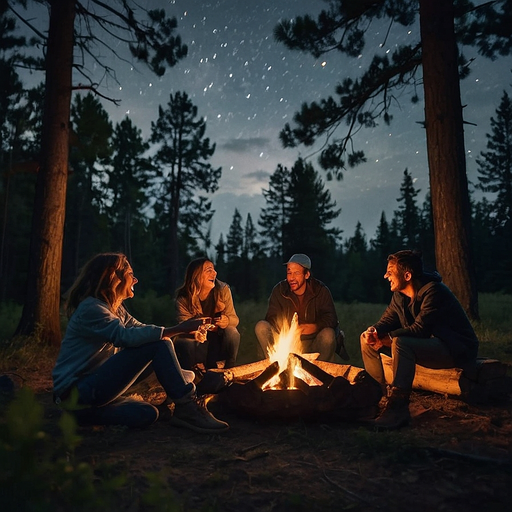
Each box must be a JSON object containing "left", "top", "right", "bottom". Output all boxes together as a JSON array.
[
  {"left": 374, "top": 272, "right": 479, "bottom": 365},
  {"left": 265, "top": 277, "right": 338, "bottom": 334}
]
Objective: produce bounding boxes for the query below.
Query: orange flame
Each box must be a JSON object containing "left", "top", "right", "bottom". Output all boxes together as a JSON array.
[
  {"left": 263, "top": 312, "right": 322, "bottom": 390},
  {"left": 267, "top": 312, "right": 301, "bottom": 369}
]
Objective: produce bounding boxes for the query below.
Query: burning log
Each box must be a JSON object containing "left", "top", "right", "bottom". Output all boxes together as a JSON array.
[
  {"left": 213, "top": 314, "right": 381, "bottom": 420},
  {"left": 215, "top": 358, "right": 382, "bottom": 421},
  {"left": 250, "top": 361, "right": 280, "bottom": 389},
  {"left": 292, "top": 353, "right": 335, "bottom": 387}
]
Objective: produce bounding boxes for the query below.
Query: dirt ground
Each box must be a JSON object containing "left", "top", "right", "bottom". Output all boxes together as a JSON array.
[{"left": 15, "top": 364, "right": 512, "bottom": 511}]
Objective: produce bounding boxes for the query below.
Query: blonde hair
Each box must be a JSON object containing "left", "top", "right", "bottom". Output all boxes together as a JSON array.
[
  {"left": 176, "top": 257, "right": 219, "bottom": 316},
  {"left": 65, "top": 253, "right": 131, "bottom": 317}
]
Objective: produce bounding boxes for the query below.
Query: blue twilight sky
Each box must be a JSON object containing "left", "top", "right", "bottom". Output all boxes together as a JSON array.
[{"left": 21, "top": 0, "right": 512, "bottom": 245}]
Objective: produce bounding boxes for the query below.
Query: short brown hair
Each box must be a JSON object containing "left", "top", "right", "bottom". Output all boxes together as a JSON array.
[{"left": 387, "top": 250, "right": 424, "bottom": 278}]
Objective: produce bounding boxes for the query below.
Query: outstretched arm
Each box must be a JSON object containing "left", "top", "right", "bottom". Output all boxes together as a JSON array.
[{"left": 163, "top": 318, "right": 204, "bottom": 338}]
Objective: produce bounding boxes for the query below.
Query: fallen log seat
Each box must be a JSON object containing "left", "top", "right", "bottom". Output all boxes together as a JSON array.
[{"left": 380, "top": 353, "right": 509, "bottom": 403}]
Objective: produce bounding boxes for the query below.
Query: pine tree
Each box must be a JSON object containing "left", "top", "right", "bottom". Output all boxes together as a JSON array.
[
  {"left": 16, "top": 1, "right": 188, "bottom": 344},
  {"left": 370, "top": 212, "right": 394, "bottom": 259},
  {"left": 419, "top": 191, "right": 435, "bottom": 266},
  {"left": 0, "top": 8, "right": 43, "bottom": 302},
  {"left": 343, "top": 222, "right": 368, "bottom": 302},
  {"left": 368, "top": 212, "right": 395, "bottom": 303},
  {"left": 226, "top": 208, "right": 243, "bottom": 263},
  {"left": 150, "top": 91, "right": 221, "bottom": 293},
  {"left": 476, "top": 90, "right": 512, "bottom": 231},
  {"left": 475, "top": 90, "right": 512, "bottom": 291},
  {"left": 393, "top": 169, "right": 421, "bottom": 249},
  {"left": 215, "top": 233, "right": 227, "bottom": 274},
  {"left": 472, "top": 197, "right": 497, "bottom": 291},
  {"left": 273, "top": 0, "right": 511, "bottom": 319},
  {"left": 243, "top": 213, "right": 259, "bottom": 260},
  {"left": 63, "top": 92, "right": 113, "bottom": 280},
  {"left": 285, "top": 158, "right": 341, "bottom": 268},
  {"left": 258, "top": 163, "right": 292, "bottom": 258},
  {"left": 259, "top": 158, "right": 341, "bottom": 283},
  {"left": 107, "top": 117, "right": 154, "bottom": 262}
]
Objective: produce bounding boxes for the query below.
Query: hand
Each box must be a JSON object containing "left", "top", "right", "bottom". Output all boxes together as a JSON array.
[
  {"left": 178, "top": 318, "right": 204, "bottom": 333},
  {"left": 195, "top": 325, "right": 208, "bottom": 343},
  {"left": 364, "top": 326, "right": 383, "bottom": 350},
  {"left": 214, "top": 314, "right": 229, "bottom": 329},
  {"left": 163, "top": 317, "right": 213, "bottom": 339}
]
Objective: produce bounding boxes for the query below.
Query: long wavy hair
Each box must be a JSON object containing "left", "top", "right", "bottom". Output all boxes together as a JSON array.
[
  {"left": 65, "top": 253, "right": 131, "bottom": 317},
  {"left": 175, "top": 257, "right": 220, "bottom": 316}
]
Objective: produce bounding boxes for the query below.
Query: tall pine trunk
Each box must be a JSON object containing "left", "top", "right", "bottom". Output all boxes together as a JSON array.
[
  {"left": 15, "top": 0, "right": 75, "bottom": 345},
  {"left": 168, "top": 161, "right": 181, "bottom": 296},
  {"left": 419, "top": 0, "right": 479, "bottom": 320}
]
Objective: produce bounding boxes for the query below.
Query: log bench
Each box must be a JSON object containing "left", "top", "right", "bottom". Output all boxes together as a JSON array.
[{"left": 380, "top": 353, "right": 510, "bottom": 403}]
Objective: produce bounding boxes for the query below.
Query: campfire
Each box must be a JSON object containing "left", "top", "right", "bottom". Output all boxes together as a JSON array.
[
  {"left": 261, "top": 313, "right": 324, "bottom": 391},
  {"left": 214, "top": 313, "right": 382, "bottom": 420}
]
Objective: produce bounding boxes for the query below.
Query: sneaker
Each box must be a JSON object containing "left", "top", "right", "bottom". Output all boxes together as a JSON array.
[{"left": 171, "top": 399, "right": 229, "bottom": 433}]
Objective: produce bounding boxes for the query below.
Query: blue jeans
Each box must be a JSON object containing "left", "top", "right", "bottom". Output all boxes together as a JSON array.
[
  {"left": 73, "top": 340, "right": 194, "bottom": 428},
  {"left": 174, "top": 326, "right": 240, "bottom": 370},
  {"left": 360, "top": 334, "right": 455, "bottom": 393}
]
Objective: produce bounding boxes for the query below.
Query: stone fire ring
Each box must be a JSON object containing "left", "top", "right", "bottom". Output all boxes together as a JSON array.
[{"left": 212, "top": 355, "right": 382, "bottom": 421}]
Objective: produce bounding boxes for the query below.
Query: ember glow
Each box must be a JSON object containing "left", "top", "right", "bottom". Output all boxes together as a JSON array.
[{"left": 262, "top": 313, "right": 323, "bottom": 390}]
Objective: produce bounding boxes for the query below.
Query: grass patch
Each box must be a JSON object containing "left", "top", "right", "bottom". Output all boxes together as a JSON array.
[
  {"left": 0, "top": 332, "right": 59, "bottom": 387},
  {"left": 1, "top": 294, "right": 511, "bottom": 378},
  {"left": 234, "top": 300, "right": 268, "bottom": 364},
  {"left": 473, "top": 293, "right": 512, "bottom": 363}
]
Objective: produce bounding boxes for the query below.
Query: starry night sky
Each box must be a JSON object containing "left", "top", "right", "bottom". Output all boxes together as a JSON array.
[{"left": 22, "top": 0, "right": 512, "bottom": 245}]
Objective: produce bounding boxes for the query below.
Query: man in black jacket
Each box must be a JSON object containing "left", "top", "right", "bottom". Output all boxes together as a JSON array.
[
  {"left": 361, "top": 250, "right": 479, "bottom": 430},
  {"left": 255, "top": 254, "right": 348, "bottom": 362}
]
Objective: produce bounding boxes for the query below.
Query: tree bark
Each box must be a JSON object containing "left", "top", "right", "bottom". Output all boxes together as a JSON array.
[
  {"left": 15, "top": 0, "right": 75, "bottom": 345},
  {"left": 419, "top": 0, "right": 479, "bottom": 320}
]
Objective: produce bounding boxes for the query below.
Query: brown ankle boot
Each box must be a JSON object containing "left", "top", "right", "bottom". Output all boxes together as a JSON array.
[
  {"left": 171, "top": 397, "right": 229, "bottom": 433},
  {"left": 373, "top": 387, "right": 410, "bottom": 430}
]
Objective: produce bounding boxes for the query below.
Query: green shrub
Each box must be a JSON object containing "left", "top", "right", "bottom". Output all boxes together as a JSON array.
[
  {"left": 0, "top": 387, "right": 126, "bottom": 511},
  {"left": 0, "top": 387, "right": 187, "bottom": 511}
]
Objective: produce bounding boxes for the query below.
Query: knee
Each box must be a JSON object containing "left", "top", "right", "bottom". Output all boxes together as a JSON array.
[
  {"left": 223, "top": 325, "right": 240, "bottom": 342},
  {"left": 255, "top": 320, "right": 271, "bottom": 340},
  {"left": 222, "top": 326, "right": 240, "bottom": 350},
  {"left": 316, "top": 327, "right": 335, "bottom": 345},
  {"left": 255, "top": 319, "right": 268, "bottom": 332}
]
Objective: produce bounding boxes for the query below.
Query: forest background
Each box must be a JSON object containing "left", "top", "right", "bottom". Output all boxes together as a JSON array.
[
  {"left": 1, "top": 0, "right": 511, "bottom": 340},
  {"left": 2, "top": 4, "right": 512, "bottom": 510}
]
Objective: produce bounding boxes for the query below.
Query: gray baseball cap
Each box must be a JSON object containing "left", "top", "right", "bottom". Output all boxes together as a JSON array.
[{"left": 284, "top": 253, "right": 311, "bottom": 270}]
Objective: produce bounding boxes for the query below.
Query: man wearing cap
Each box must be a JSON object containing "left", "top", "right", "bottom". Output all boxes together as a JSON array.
[{"left": 255, "top": 253, "right": 348, "bottom": 362}]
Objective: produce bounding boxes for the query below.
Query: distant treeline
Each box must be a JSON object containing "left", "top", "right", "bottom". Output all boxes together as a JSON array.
[{"left": 1, "top": 83, "right": 511, "bottom": 305}]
